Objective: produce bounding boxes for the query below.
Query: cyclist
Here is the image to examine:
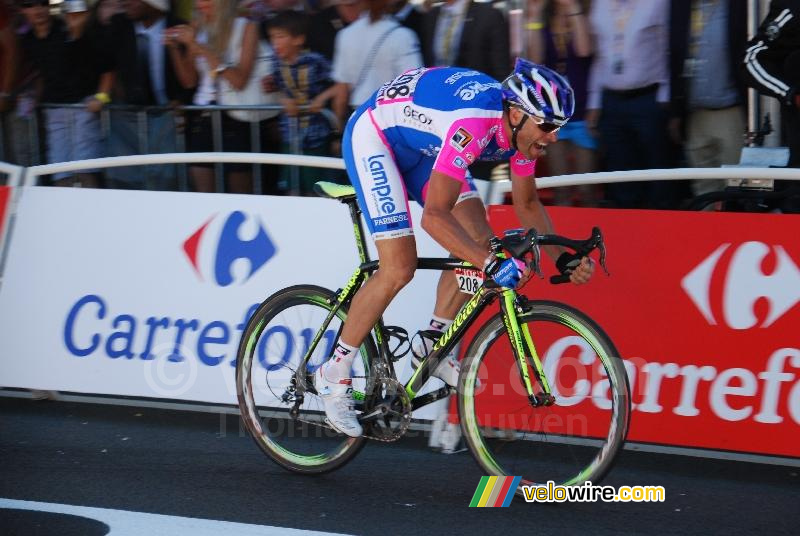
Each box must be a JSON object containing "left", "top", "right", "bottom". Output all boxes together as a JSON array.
[{"left": 316, "top": 58, "right": 595, "bottom": 436}]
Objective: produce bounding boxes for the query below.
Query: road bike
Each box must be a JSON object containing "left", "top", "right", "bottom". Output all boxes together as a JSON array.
[{"left": 236, "top": 182, "right": 631, "bottom": 491}]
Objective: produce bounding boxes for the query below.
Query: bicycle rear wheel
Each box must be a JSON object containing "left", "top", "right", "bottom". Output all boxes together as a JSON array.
[
  {"left": 458, "top": 300, "right": 630, "bottom": 489},
  {"left": 236, "top": 284, "right": 376, "bottom": 474}
]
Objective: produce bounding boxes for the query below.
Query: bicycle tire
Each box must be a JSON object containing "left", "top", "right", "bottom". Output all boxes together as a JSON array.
[
  {"left": 458, "top": 300, "right": 630, "bottom": 490},
  {"left": 236, "top": 284, "right": 377, "bottom": 474}
]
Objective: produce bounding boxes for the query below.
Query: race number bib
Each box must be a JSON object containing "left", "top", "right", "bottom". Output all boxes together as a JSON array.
[
  {"left": 376, "top": 68, "right": 427, "bottom": 104},
  {"left": 455, "top": 267, "right": 484, "bottom": 295}
]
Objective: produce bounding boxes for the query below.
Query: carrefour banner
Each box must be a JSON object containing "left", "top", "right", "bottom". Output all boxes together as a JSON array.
[
  {"left": 0, "top": 187, "right": 446, "bottom": 412},
  {"left": 485, "top": 206, "right": 800, "bottom": 459}
]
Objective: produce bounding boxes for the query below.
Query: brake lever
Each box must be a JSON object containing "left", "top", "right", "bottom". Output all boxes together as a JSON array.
[
  {"left": 530, "top": 232, "right": 543, "bottom": 278},
  {"left": 592, "top": 227, "right": 610, "bottom": 276}
]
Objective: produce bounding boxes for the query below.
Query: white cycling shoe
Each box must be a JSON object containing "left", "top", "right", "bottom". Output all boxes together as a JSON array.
[
  {"left": 411, "top": 330, "right": 460, "bottom": 388},
  {"left": 315, "top": 366, "right": 363, "bottom": 438}
]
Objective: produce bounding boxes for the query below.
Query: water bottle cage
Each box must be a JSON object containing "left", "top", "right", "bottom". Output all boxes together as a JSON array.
[{"left": 384, "top": 325, "right": 411, "bottom": 362}]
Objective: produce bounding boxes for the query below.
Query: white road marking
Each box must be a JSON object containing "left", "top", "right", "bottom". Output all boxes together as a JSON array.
[{"left": 0, "top": 498, "right": 352, "bottom": 536}]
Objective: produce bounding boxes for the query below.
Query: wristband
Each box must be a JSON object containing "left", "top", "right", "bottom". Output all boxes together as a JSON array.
[
  {"left": 94, "top": 92, "right": 111, "bottom": 105},
  {"left": 526, "top": 21, "right": 544, "bottom": 30},
  {"left": 482, "top": 254, "right": 499, "bottom": 274}
]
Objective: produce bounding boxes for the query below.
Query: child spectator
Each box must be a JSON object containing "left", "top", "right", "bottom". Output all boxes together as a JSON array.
[{"left": 268, "top": 10, "right": 339, "bottom": 193}]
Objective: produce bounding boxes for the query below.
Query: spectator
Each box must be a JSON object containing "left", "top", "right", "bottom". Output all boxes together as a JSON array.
[
  {"left": 268, "top": 10, "right": 338, "bottom": 193},
  {"left": 527, "top": 0, "right": 599, "bottom": 206},
  {"left": 19, "top": 0, "right": 113, "bottom": 187},
  {"left": 0, "top": 0, "right": 18, "bottom": 164},
  {"left": 307, "top": 0, "right": 363, "bottom": 62},
  {"left": 103, "top": 0, "right": 193, "bottom": 190},
  {"left": 330, "top": 0, "right": 423, "bottom": 125},
  {"left": 420, "top": 0, "right": 511, "bottom": 82},
  {"left": 0, "top": 0, "right": 16, "bottom": 114},
  {"left": 670, "top": 0, "right": 747, "bottom": 198},
  {"left": 585, "top": 0, "right": 676, "bottom": 209},
  {"left": 391, "top": 0, "right": 423, "bottom": 43},
  {"left": 742, "top": 0, "right": 800, "bottom": 168},
  {"left": 168, "top": 0, "right": 270, "bottom": 194}
]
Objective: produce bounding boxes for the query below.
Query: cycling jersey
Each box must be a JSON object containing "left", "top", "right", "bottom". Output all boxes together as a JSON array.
[{"left": 342, "top": 67, "right": 537, "bottom": 240}]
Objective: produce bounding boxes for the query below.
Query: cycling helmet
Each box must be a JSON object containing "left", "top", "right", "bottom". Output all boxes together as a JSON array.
[{"left": 502, "top": 58, "right": 575, "bottom": 126}]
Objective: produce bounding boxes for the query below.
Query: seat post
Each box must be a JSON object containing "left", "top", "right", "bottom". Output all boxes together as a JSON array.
[{"left": 346, "top": 198, "right": 371, "bottom": 264}]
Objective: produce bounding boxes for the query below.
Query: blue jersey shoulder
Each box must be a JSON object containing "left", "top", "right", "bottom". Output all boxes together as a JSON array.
[{"left": 413, "top": 68, "right": 505, "bottom": 112}]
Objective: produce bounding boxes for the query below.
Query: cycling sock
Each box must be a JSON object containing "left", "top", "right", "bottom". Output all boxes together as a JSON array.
[
  {"left": 428, "top": 315, "right": 453, "bottom": 333},
  {"left": 322, "top": 340, "right": 358, "bottom": 381},
  {"left": 412, "top": 316, "right": 454, "bottom": 359}
]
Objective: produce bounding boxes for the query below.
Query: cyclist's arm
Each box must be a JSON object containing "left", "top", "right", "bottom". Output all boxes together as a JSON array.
[
  {"left": 420, "top": 170, "right": 492, "bottom": 269},
  {"left": 510, "top": 168, "right": 561, "bottom": 261},
  {"left": 510, "top": 169, "right": 594, "bottom": 284}
]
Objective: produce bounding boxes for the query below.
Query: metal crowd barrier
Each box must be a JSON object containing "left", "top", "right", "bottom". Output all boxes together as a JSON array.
[{"left": 0, "top": 103, "right": 340, "bottom": 195}]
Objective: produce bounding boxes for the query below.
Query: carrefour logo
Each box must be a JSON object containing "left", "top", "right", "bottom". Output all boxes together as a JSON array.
[
  {"left": 183, "top": 211, "right": 276, "bottom": 286},
  {"left": 681, "top": 242, "right": 800, "bottom": 329}
]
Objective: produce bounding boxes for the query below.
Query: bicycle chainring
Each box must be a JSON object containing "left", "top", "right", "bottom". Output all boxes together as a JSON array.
[{"left": 362, "top": 377, "right": 412, "bottom": 442}]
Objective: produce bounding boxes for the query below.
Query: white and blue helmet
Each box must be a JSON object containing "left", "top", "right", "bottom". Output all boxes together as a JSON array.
[{"left": 502, "top": 58, "right": 575, "bottom": 126}]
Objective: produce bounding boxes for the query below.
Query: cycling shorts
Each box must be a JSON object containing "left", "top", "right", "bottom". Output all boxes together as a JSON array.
[{"left": 342, "top": 101, "right": 480, "bottom": 240}]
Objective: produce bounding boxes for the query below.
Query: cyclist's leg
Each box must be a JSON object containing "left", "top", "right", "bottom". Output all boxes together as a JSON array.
[
  {"left": 429, "top": 178, "right": 492, "bottom": 321},
  {"left": 326, "top": 104, "right": 418, "bottom": 374},
  {"left": 409, "top": 176, "right": 491, "bottom": 385},
  {"left": 339, "top": 235, "right": 417, "bottom": 348},
  {"left": 317, "top": 105, "right": 420, "bottom": 435}
]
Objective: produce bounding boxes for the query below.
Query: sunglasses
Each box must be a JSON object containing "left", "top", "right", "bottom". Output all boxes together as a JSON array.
[
  {"left": 21, "top": 0, "right": 49, "bottom": 7},
  {"left": 531, "top": 116, "right": 561, "bottom": 134}
]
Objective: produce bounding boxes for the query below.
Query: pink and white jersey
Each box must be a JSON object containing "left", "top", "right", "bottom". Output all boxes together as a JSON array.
[
  {"left": 365, "top": 67, "right": 537, "bottom": 183},
  {"left": 342, "top": 67, "right": 536, "bottom": 240}
]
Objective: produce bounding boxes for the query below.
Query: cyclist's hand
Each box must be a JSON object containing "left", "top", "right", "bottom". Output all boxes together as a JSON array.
[
  {"left": 557, "top": 253, "right": 594, "bottom": 285},
  {"left": 485, "top": 257, "right": 527, "bottom": 289}
]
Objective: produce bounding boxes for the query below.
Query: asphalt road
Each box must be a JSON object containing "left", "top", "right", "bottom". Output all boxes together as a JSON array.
[{"left": 1, "top": 396, "right": 797, "bottom": 535}]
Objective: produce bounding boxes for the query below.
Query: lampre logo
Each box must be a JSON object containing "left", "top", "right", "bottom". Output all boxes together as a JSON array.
[
  {"left": 183, "top": 211, "right": 277, "bottom": 286},
  {"left": 681, "top": 241, "right": 800, "bottom": 329}
]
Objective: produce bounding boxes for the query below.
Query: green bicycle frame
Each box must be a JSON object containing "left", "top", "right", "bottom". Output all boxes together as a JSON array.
[
  {"left": 294, "top": 190, "right": 552, "bottom": 411},
  {"left": 296, "top": 263, "right": 553, "bottom": 411}
]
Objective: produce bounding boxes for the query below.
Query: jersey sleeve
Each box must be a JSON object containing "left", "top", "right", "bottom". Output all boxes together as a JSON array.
[
  {"left": 510, "top": 153, "right": 537, "bottom": 177},
  {"left": 432, "top": 118, "right": 494, "bottom": 181}
]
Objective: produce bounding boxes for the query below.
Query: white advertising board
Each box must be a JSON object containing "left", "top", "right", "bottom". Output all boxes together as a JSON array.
[{"left": 0, "top": 187, "right": 450, "bottom": 417}]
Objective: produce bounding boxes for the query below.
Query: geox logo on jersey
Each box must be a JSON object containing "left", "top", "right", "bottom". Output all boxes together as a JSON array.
[
  {"left": 367, "top": 154, "right": 396, "bottom": 214},
  {"left": 403, "top": 106, "right": 433, "bottom": 125},
  {"left": 450, "top": 127, "right": 473, "bottom": 151}
]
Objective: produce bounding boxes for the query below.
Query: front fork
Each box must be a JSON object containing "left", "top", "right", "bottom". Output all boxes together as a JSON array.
[{"left": 500, "top": 291, "right": 555, "bottom": 407}]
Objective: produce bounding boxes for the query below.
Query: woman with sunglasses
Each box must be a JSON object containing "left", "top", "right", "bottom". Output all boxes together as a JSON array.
[{"left": 314, "top": 58, "right": 596, "bottom": 438}]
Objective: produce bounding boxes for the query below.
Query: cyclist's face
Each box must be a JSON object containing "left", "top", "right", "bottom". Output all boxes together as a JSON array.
[{"left": 510, "top": 108, "right": 560, "bottom": 160}]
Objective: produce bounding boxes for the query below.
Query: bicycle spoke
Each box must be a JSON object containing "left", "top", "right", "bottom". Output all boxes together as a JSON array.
[
  {"left": 459, "top": 301, "right": 630, "bottom": 488},
  {"left": 237, "top": 286, "right": 376, "bottom": 474}
]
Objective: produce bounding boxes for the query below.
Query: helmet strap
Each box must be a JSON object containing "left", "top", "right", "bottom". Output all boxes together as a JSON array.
[{"left": 506, "top": 107, "right": 529, "bottom": 152}]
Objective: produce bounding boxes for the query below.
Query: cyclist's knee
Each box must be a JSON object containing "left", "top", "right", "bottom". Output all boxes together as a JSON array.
[{"left": 379, "top": 263, "right": 416, "bottom": 291}]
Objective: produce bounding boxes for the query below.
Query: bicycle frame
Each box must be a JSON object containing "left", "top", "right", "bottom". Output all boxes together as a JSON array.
[{"left": 295, "top": 196, "right": 553, "bottom": 414}]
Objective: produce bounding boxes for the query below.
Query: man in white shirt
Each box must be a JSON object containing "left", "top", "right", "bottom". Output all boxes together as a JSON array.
[
  {"left": 331, "top": 0, "right": 423, "bottom": 125},
  {"left": 585, "top": 0, "right": 677, "bottom": 209}
]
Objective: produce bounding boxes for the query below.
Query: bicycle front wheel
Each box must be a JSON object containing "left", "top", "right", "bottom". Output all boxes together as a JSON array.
[
  {"left": 236, "top": 284, "right": 376, "bottom": 474},
  {"left": 459, "top": 300, "right": 630, "bottom": 489}
]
